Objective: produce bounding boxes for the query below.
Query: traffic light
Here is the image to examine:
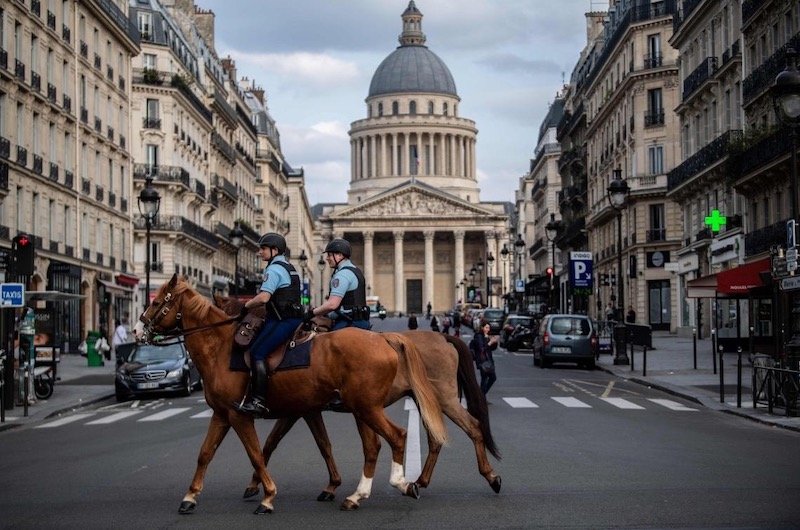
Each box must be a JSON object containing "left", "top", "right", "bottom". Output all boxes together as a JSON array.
[
  {"left": 11, "top": 233, "right": 35, "bottom": 276},
  {"left": 546, "top": 267, "right": 554, "bottom": 278}
]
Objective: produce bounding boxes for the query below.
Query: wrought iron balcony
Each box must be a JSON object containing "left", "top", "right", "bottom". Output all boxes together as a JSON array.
[
  {"left": 47, "top": 83, "right": 56, "bottom": 102},
  {"left": 133, "top": 164, "right": 190, "bottom": 188},
  {"left": 121, "top": 197, "right": 128, "bottom": 213},
  {"left": 134, "top": 215, "right": 219, "bottom": 250},
  {"left": 644, "top": 53, "right": 663, "bottom": 69},
  {"left": 118, "top": 76, "right": 125, "bottom": 91},
  {"left": 83, "top": 248, "right": 90, "bottom": 261},
  {"left": 745, "top": 219, "right": 787, "bottom": 257},
  {"left": 107, "top": 65, "right": 113, "bottom": 81},
  {"left": 94, "top": 117, "right": 102, "bottom": 133},
  {"left": 62, "top": 24, "right": 70, "bottom": 44},
  {"left": 737, "top": 126, "right": 790, "bottom": 179},
  {"left": 673, "top": 0, "right": 702, "bottom": 33},
  {"left": 64, "top": 170, "right": 73, "bottom": 189},
  {"left": 0, "top": 137, "right": 9, "bottom": 159},
  {"left": 33, "top": 154, "right": 43, "bottom": 174},
  {"left": 142, "top": 117, "right": 161, "bottom": 129},
  {"left": 95, "top": 0, "right": 140, "bottom": 46},
  {"left": 17, "top": 146, "right": 27, "bottom": 166},
  {"left": 47, "top": 10, "right": 56, "bottom": 30},
  {"left": 96, "top": 253, "right": 103, "bottom": 266},
  {"left": 0, "top": 162, "right": 8, "bottom": 191},
  {"left": 49, "top": 162, "right": 58, "bottom": 181},
  {"left": 62, "top": 94, "right": 71, "bottom": 113},
  {"left": 82, "top": 178, "right": 90, "bottom": 194},
  {"left": 192, "top": 179, "right": 206, "bottom": 200},
  {"left": 80, "top": 107, "right": 88, "bottom": 123},
  {"left": 109, "top": 256, "right": 116, "bottom": 270},
  {"left": 722, "top": 40, "right": 740, "bottom": 66},
  {"left": 65, "top": 245, "right": 73, "bottom": 257},
  {"left": 49, "top": 241, "right": 58, "bottom": 253},
  {"left": 646, "top": 228, "right": 667, "bottom": 242},
  {"left": 31, "top": 0, "right": 40, "bottom": 16},
  {"left": 668, "top": 130, "right": 742, "bottom": 192},
  {"left": 108, "top": 191, "right": 116, "bottom": 208},
  {"left": 119, "top": 135, "right": 126, "bottom": 149},
  {"left": 211, "top": 132, "right": 236, "bottom": 163},
  {"left": 212, "top": 174, "right": 237, "bottom": 201},
  {"left": 742, "top": 0, "right": 766, "bottom": 27},
  {"left": 31, "top": 71, "right": 41, "bottom": 92},
  {"left": 0, "top": 48, "right": 6, "bottom": 70},
  {"left": 743, "top": 32, "right": 800, "bottom": 105},
  {"left": 107, "top": 126, "right": 114, "bottom": 142},
  {"left": 171, "top": 75, "right": 212, "bottom": 123},
  {"left": 644, "top": 110, "right": 665, "bottom": 127},
  {"left": 79, "top": 41, "right": 87, "bottom": 59},
  {"left": 93, "top": 53, "right": 101, "bottom": 70},
  {"left": 95, "top": 185, "right": 104, "bottom": 202},
  {"left": 683, "top": 57, "right": 717, "bottom": 102},
  {"left": 15, "top": 59, "right": 25, "bottom": 81}
]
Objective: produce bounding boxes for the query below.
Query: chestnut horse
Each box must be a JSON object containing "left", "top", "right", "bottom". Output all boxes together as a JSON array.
[
  {"left": 133, "top": 275, "right": 447, "bottom": 514},
  {"left": 214, "top": 295, "right": 502, "bottom": 501}
]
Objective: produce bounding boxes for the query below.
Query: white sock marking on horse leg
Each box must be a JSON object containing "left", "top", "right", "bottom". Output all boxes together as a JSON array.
[
  {"left": 404, "top": 398, "right": 422, "bottom": 481},
  {"left": 389, "top": 461, "right": 408, "bottom": 492},
  {"left": 345, "top": 474, "right": 373, "bottom": 505}
]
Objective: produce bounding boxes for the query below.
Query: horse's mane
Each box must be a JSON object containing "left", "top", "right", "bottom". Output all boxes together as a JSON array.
[{"left": 167, "top": 277, "right": 226, "bottom": 321}]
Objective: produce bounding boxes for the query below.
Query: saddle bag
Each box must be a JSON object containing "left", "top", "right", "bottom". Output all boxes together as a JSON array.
[{"left": 234, "top": 313, "right": 265, "bottom": 349}]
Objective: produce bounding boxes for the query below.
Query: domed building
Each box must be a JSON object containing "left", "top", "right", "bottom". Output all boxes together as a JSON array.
[{"left": 314, "top": 1, "right": 511, "bottom": 315}]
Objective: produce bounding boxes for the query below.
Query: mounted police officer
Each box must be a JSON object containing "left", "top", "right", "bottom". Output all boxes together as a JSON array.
[
  {"left": 235, "top": 232, "right": 303, "bottom": 416},
  {"left": 304, "top": 238, "right": 370, "bottom": 330}
]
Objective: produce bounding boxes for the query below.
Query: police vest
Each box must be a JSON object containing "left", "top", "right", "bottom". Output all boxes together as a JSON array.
[
  {"left": 340, "top": 265, "right": 368, "bottom": 319},
  {"left": 269, "top": 260, "right": 302, "bottom": 319}
]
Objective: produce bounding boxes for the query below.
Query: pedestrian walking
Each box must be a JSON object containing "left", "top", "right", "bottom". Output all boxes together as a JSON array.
[
  {"left": 407, "top": 313, "right": 418, "bottom": 330},
  {"left": 626, "top": 305, "right": 636, "bottom": 323},
  {"left": 469, "top": 319, "right": 497, "bottom": 396},
  {"left": 442, "top": 314, "right": 451, "bottom": 335},
  {"left": 426, "top": 301, "right": 432, "bottom": 320},
  {"left": 430, "top": 314, "right": 440, "bottom": 332}
]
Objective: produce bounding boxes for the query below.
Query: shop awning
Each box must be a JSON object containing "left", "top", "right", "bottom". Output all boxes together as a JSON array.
[
  {"left": 25, "top": 291, "right": 85, "bottom": 302},
  {"left": 687, "top": 273, "right": 717, "bottom": 298},
  {"left": 716, "top": 257, "right": 771, "bottom": 295},
  {"left": 115, "top": 273, "right": 140, "bottom": 287},
  {"left": 98, "top": 278, "right": 134, "bottom": 294}
]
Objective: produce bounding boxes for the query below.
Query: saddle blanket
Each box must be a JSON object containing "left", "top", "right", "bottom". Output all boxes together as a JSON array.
[{"left": 229, "top": 340, "right": 312, "bottom": 373}]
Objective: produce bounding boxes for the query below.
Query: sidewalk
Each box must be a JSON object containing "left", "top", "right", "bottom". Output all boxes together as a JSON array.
[
  {"left": 597, "top": 332, "right": 800, "bottom": 432},
  {"left": 0, "top": 354, "right": 116, "bottom": 432},
  {"left": 2, "top": 331, "right": 800, "bottom": 433}
]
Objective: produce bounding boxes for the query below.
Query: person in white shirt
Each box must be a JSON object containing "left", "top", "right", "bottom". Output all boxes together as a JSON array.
[{"left": 112, "top": 317, "right": 129, "bottom": 352}]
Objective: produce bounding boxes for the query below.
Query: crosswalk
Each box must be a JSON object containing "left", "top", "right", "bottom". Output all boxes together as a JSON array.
[{"left": 31, "top": 395, "right": 698, "bottom": 429}]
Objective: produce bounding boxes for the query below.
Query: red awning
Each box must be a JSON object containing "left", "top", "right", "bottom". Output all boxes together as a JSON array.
[
  {"left": 716, "top": 257, "right": 770, "bottom": 295},
  {"left": 115, "top": 273, "right": 140, "bottom": 287},
  {"left": 686, "top": 273, "right": 717, "bottom": 298}
]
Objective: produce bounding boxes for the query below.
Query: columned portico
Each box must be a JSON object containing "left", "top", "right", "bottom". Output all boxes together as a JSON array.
[
  {"left": 423, "top": 230, "right": 435, "bottom": 309},
  {"left": 363, "top": 231, "right": 374, "bottom": 289},
  {"left": 393, "top": 230, "right": 405, "bottom": 313}
]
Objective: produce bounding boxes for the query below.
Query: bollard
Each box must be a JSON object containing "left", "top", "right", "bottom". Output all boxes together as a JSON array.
[
  {"left": 736, "top": 345, "right": 742, "bottom": 408},
  {"left": 693, "top": 328, "right": 697, "bottom": 370},
  {"left": 719, "top": 345, "right": 725, "bottom": 404},
  {"left": 712, "top": 329, "right": 717, "bottom": 375},
  {"left": 643, "top": 345, "right": 647, "bottom": 377}
]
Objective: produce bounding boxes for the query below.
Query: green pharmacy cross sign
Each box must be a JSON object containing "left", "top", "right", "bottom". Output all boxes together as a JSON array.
[{"left": 704, "top": 209, "right": 727, "bottom": 232}]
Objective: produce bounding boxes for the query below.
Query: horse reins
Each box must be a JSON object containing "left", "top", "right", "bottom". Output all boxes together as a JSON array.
[{"left": 139, "top": 289, "right": 239, "bottom": 344}]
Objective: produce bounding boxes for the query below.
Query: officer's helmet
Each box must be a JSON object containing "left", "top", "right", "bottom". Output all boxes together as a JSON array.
[
  {"left": 258, "top": 232, "right": 287, "bottom": 254},
  {"left": 324, "top": 238, "right": 351, "bottom": 258}
]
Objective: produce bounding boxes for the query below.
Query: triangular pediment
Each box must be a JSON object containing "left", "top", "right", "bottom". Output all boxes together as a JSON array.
[{"left": 333, "top": 183, "right": 494, "bottom": 219}]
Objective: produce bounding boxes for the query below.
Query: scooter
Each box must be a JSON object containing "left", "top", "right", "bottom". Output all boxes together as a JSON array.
[{"left": 506, "top": 324, "right": 535, "bottom": 352}]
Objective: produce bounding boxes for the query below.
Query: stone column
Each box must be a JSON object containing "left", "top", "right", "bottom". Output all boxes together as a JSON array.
[
  {"left": 392, "top": 133, "right": 398, "bottom": 176},
  {"left": 454, "top": 229, "right": 465, "bottom": 302},
  {"left": 393, "top": 230, "right": 405, "bottom": 314},
  {"left": 428, "top": 132, "right": 435, "bottom": 175},
  {"left": 369, "top": 135, "right": 376, "bottom": 178},
  {"left": 350, "top": 140, "right": 356, "bottom": 181},
  {"left": 403, "top": 133, "right": 409, "bottom": 176},
  {"left": 450, "top": 134, "right": 456, "bottom": 176},
  {"left": 424, "top": 230, "right": 435, "bottom": 311},
  {"left": 438, "top": 133, "right": 445, "bottom": 177},
  {"left": 379, "top": 134, "right": 386, "bottom": 177},
  {"left": 363, "top": 231, "right": 374, "bottom": 292},
  {"left": 485, "top": 230, "right": 497, "bottom": 306}
]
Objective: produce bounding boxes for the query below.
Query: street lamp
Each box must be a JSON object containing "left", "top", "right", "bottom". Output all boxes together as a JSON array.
[
  {"left": 298, "top": 249, "right": 308, "bottom": 306},
  {"left": 138, "top": 176, "right": 160, "bottom": 311},
  {"left": 476, "top": 258, "right": 484, "bottom": 306},
  {"left": 229, "top": 221, "right": 244, "bottom": 295},
  {"left": 500, "top": 244, "right": 510, "bottom": 311},
  {"left": 469, "top": 267, "right": 476, "bottom": 287},
  {"left": 545, "top": 213, "right": 562, "bottom": 313},
  {"left": 514, "top": 234, "right": 525, "bottom": 312},
  {"left": 607, "top": 168, "right": 630, "bottom": 365},
  {"left": 317, "top": 255, "right": 326, "bottom": 305},
  {"left": 486, "top": 252, "right": 495, "bottom": 307},
  {"left": 772, "top": 47, "right": 800, "bottom": 221}
]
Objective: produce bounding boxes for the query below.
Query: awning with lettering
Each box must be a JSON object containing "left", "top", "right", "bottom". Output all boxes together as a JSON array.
[
  {"left": 716, "top": 257, "right": 771, "bottom": 295},
  {"left": 687, "top": 273, "right": 717, "bottom": 298}
]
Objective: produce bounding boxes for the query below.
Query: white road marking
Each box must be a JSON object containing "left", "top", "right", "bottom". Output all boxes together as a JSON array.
[
  {"left": 86, "top": 411, "right": 142, "bottom": 424},
  {"left": 648, "top": 398, "right": 698, "bottom": 411},
  {"left": 601, "top": 381, "right": 615, "bottom": 398},
  {"left": 403, "top": 398, "right": 421, "bottom": 481},
  {"left": 552, "top": 397, "right": 591, "bottom": 408},
  {"left": 36, "top": 413, "right": 95, "bottom": 428},
  {"left": 600, "top": 397, "right": 645, "bottom": 410},
  {"left": 503, "top": 397, "right": 538, "bottom": 408},
  {"left": 137, "top": 407, "right": 191, "bottom": 421},
  {"left": 191, "top": 409, "right": 214, "bottom": 418}
]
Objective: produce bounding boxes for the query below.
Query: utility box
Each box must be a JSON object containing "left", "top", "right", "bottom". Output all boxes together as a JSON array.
[
  {"left": 86, "top": 330, "right": 103, "bottom": 367},
  {"left": 626, "top": 324, "right": 652, "bottom": 348}
]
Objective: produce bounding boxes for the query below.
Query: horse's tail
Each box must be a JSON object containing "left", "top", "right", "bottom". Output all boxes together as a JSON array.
[
  {"left": 444, "top": 334, "right": 501, "bottom": 460},
  {"left": 382, "top": 333, "right": 448, "bottom": 447}
]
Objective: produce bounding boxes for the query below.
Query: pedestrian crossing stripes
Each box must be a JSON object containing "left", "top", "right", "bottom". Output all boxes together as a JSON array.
[{"left": 31, "top": 396, "right": 700, "bottom": 428}]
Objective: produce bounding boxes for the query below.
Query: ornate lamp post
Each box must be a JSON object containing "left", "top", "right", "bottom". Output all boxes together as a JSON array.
[
  {"left": 229, "top": 221, "right": 244, "bottom": 295},
  {"left": 469, "top": 267, "right": 476, "bottom": 287},
  {"left": 138, "top": 176, "right": 160, "bottom": 311},
  {"left": 545, "top": 213, "right": 562, "bottom": 313},
  {"left": 607, "top": 168, "right": 630, "bottom": 365},
  {"left": 317, "top": 255, "right": 326, "bottom": 306},
  {"left": 476, "top": 258, "right": 484, "bottom": 306},
  {"left": 486, "top": 252, "right": 495, "bottom": 307},
  {"left": 773, "top": 47, "right": 800, "bottom": 222},
  {"left": 298, "top": 249, "right": 308, "bottom": 306},
  {"left": 514, "top": 234, "right": 525, "bottom": 312},
  {"left": 500, "top": 243, "right": 510, "bottom": 311}
]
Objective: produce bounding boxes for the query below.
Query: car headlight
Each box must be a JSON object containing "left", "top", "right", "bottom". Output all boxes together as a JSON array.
[{"left": 167, "top": 367, "right": 184, "bottom": 379}]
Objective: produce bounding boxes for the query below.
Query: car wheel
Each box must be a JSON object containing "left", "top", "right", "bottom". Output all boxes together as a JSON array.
[{"left": 180, "top": 375, "right": 192, "bottom": 397}]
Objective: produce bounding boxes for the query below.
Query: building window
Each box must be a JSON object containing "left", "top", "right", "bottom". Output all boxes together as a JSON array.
[
  {"left": 137, "top": 12, "right": 152, "bottom": 39},
  {"left": 648, "top": 145, "right": 664, "bottom": 175},
  {"left": 378, "top": 102, "right": 383, "bottom": 117},
  {"left": 392, "top": 101, "right": 398, "bottom": 115},
  {"left": 649, "top": 204, "right": 665, "bottom": 241},
  {"left": 143, "top": 53, "right": 156, "bottom": 70},
  {"left": 409, "top": 100, "right": 416, "bottom": 115},
  {"left": 146, "top": 144, "right": 158, "bottom": 172},
  {"left": 428, "top": 101, "right": 434, "bottom": 114},
  {"left": 443, "top": 102, "right": 449, "bottom": 116}
]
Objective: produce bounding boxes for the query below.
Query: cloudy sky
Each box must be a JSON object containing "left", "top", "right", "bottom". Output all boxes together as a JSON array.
[{"left": 197, "top": 0, "right": 596, "bottom": 206}]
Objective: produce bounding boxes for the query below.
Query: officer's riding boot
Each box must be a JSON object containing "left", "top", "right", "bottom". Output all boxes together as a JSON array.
[{"left": 236, "top": 360, "right": 269, "bottom": 417}]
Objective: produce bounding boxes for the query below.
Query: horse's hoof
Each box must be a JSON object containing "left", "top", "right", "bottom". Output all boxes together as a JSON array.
[
  {"left": 243, "top": 486, "right": 259, "bottom": 499},
  {"left": 405, "top": 482, "right": 420, "bottom": 499},
  {"left": 490, "top": 476, "right": 502, "bottom": 494},
  {"left": 317, "top": 491, "right": 336, "bottom": 502},
  {"left": 253, "top": 504, "right": 273, "bottom": 515},
  {"left": 414, "top": 480, "right": 429, "bottom": 489},
  {"left": 178, "top": 500, "right": 196, "bottom": 514},
  {"left": 340, "top": 499, "right": 359, "bottom": 511}
]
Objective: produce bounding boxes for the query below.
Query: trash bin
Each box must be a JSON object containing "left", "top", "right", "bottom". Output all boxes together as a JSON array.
[{"left": 86, "top": 330, "right": 103, "bottom": 367}]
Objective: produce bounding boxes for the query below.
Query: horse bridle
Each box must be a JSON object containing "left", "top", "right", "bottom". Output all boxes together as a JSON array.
[{"left": 139, "top": 285, "right": 239, "bottom": 344}]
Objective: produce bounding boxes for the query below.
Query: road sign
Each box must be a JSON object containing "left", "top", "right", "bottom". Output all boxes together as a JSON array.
[
  {"left": 788, "top": 220, "right": 797, "bottom": 249},
  {"left": 569, "top": 252, "right": 593, "bottom": 288},
  {"left": 782, "top": 276, "right": 800, "bottom": 291},
  {"left": 788, "top": 248, "right": 798, "bottom": 262},
  {"left": 0, "top": 282, "right": 25, "bottom": 307},
  {"left": 515, "top": 279, "right": 525, "bottom": 293}
]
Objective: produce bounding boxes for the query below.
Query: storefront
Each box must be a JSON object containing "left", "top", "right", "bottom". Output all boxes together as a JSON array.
[{"left": 46, "top": 262, "right": 82, "bottom": 352}]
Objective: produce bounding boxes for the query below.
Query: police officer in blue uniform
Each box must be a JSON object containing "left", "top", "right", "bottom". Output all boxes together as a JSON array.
[
  {"left": 235, "top": 233, "right": 303, "bottom": 416},
  {"left": 305, "top": 238, "right": 370, "bottom": 330}
]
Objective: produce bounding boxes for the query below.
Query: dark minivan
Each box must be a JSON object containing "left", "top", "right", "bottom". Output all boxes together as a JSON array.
[{"left": 533, "top": 314, "right": 597, "bottom": 369}]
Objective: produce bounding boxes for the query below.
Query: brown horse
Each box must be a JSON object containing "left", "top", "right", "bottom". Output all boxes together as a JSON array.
[
  {"left": 214, "top": 294, "right": 502, "bottom": 501},
  {"left": 133, "top": 275, "right": 447, "bottom": 514}
]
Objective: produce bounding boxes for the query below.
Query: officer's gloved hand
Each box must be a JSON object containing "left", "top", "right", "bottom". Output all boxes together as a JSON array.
[
  {"left": 237, "top": 305, "right": 248, "bottom": 322},
  {"left": 303, "top": 308, "right": 315, "bottom": 323}
]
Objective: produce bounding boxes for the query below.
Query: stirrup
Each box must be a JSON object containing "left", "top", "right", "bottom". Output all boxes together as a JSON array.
[{"left": 234, "top": 397, "right": 269, "bottom": 416}]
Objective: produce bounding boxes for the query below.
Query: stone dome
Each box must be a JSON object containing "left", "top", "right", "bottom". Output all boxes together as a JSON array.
[{"left": 368, "top": 46, "right": 458, "bottom": 98}]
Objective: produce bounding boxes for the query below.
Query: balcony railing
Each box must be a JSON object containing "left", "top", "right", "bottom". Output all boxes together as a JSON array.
[
  {"left": 108, "top": 191, "right": 116, "bottom": 208},
  {"left": 33, "top": 154, "right": 43, "bottom": 174},
  {"left": 211, "top": 132, "right": 236, "bottom": 163},
  {"left": 646, "top": 228, "right": 667, "bottom": 242},
  {"left": 47, "top": 10, "right": 56, "bottom": 30},
  {"left": 745, "top": 219, "right": 787, "bottom": 257},
  {"left": 743, "top": 32, "right": 800, "bottom": 105},
  {"left": 0, "top": 48, "right": 6, "bottom": 70},
  {"left": 94, "top": 117, "right": 102, "bottom": 133},
  {"left": 31, "top": 0, "right": 41, "bottom": 16},
  {"left": 644, "top": 110, "right": 665, "bottom": 127},
  {"left": 31, "top": 71, "right": 41, "bottom": 91},
  {"left": 107, "top": 65, "right": 113, "bottom": 81},
  {"left": 16, "top": 146, "right": 27, "bottom": 167},
  {"left": 93, "top": 53, "right": 101, "bottom": 70},
  {"left": 0, "top": 137, "right": 9, "bottom": 159},
  {"left": 65, "top": 245, "right": 73, "bottom": 257},
  {"left": 212, "top": 174, "right": 237, "bottom": 200},
  {"left": 192, "top": 179, "right": 206, "bottom": 200},
  {"left": 80, "top": 107, "right": 88, "bottom": 123},
  {"left": 142, "top": 117, "right": 161, "bottom": 129},
  {"left": 134, "top": 215, "right": 219, "bottom": 249},
  {"left": 95, "top": 0, "right": 141, "bottom": 46},
  {"left": 79, "top": 41, "right": 88, "bottom": 59},
  {"left": 47, "top": 82, "right": 56, "bottom": 102},
  {"left": 119, "top": 134, "right": 126, "bottom": 149},
  {"left": 668, "top": 130, "right": 743, "bottom": 191},
  {"left": 133, "top": 163, "right": 190, "bottom": 188},
  {"left": 95, "top": 185, "right": 104, "bottom": 202},
  {"left": 0, "top": 162, "right": 8, "bottom": 191},
  {"left": 121, "top": 197, "right": 128, "bottom": 212},
  {"left": 683, "top": 57, "right": 717, "bottom": 102},
  {"left": 644, "top": 53, "right": 663, "bottom": 69},
  {"left": 722, "top": 40, "right": 741, "bottom": 66},
  {"left": 82, "top": 178, "right": 90, "bottom": 194},
  {"left": 742, "top": 0, "right": 766, "bottom": 27},
  {"left": 62, "top": 94, "right": 71, "bottom": 113},
  {"left": 171, "top": 75, "right": 212, "bottom": 123},
  {"left": 107, "top": 126, "right": 114, "bottom": 142},
  {"left": 49, "top": 162, "right": 58, "bottom": 181},
  {"left": 736, "top": 126, "right": 790, "bottom": 179},
  {"left": 118, "top": 76, "right": 125, "bottom": 91},
  {"left": 62, "top": 24, "right": 70, "bottom": 44},
  {"left": 15, "top": 59, "right": 25, "bottom": 81},
  {"left": 64, "top": 170, "right": 73, "bottom": 189},
  {"left": 83, "top": 248, "right": 90, "bottom": 261},
  {"left": 673, "top": 0, "right": 702, "bottom": 33}
]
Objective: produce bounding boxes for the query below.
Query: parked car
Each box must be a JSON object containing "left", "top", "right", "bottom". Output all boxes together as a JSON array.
[
  {"left": 482, "top": 308, "right": 506, "bottom": 335},
  {"left": 500, "top": 314, "right": 536, "bottom": 347},
  {"left": 533, "top": 314, "right": 598, "bottom": 369},
  {"left": 115, "top": 340, "right": 201, "bottom": 401},
  {"left": 459, "top": 303, "right": 482, "bottom": 326}
]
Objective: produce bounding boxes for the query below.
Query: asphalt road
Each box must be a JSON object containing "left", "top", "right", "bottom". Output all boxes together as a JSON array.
[{"left": 1, "top": 317, "right": 799, "bottom": 528}]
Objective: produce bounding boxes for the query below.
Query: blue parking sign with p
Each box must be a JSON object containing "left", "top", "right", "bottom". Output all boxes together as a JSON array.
[{"left": 569, "top": 252, "right": 593, "bottom": 288}]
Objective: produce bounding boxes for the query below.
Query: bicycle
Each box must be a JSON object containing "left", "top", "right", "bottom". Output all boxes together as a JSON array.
[{"left": 33, "top": 364, "right": 55, "bottom": 400}]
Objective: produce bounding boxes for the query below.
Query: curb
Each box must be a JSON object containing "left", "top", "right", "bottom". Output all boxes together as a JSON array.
[{"left": 0, "top": 392, "right": 114, "bottom": 433}]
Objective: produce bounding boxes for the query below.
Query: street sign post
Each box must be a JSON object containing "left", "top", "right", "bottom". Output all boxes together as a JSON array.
[
  {"left": 0, "top": 283, "right": 25, "bottom": 307},
  {"left": 569, "top": 252, "right": 593, "bottom": 288}
]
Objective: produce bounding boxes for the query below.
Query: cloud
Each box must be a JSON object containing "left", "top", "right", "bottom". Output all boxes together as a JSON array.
[
  {"left": 223, "top": 49, "right": 360, "bottom": 88},
  {"left": 302, "top": 161, "right": 351, "bottom": 206},
  {"left": 476, "top": 53, "right": 562, "bottom": 75}
]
